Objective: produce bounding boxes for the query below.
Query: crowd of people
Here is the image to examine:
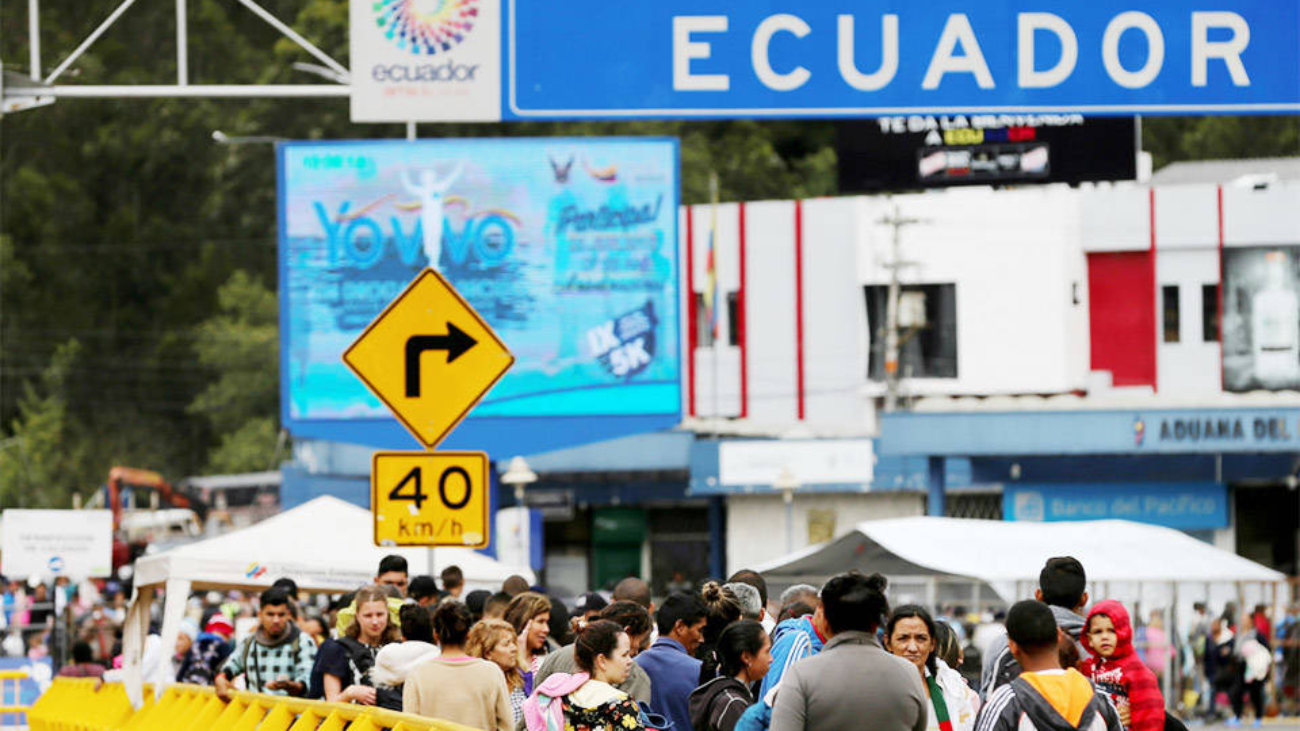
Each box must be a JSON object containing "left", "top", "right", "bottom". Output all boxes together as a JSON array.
[
  {"left": 965, "top": 572, "right": 1296, "bottom": 728},
  {"left": 1186, "top": 600, "right": 1297, "bottom": 724},
  {"left": 0, "top": 573, "right": 135, "bottom": 676},
  {"left": 25, "top": 554, "right": 1300, "bottom": 731}
]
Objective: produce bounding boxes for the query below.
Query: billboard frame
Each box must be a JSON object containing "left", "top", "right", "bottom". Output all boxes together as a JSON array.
[{"left": 275, "top": 137, "right": 684, "bottom": 454}]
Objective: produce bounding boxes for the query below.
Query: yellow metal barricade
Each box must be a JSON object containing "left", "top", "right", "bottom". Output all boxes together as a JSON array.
[
  {"left": 0, "top": 671, "right": 28, "bottom": 727},
  {"left": 29, "top": 679, "right": 477, "bottom": 731}
]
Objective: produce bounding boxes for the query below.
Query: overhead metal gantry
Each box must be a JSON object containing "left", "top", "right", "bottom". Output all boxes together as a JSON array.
[{"left": 2, "top": 0, "right": 351, "bottom": 115}]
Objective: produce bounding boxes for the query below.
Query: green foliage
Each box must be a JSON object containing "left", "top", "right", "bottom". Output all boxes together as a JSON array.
[
  {"left": 188, "top": 271, "right": 278, "bottom": 437},
  {"left": 0, "top": 341, "right": 87, "bottom": 508},
  {"left": 205, "top": 417, "right": 281, "bottom": 475},
  {"left": 1143, "top": 117, "right": 1300, "bottom": 170}
]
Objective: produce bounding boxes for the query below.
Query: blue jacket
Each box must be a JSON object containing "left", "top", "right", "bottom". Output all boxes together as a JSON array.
[
  {"left": 636, "top": 637, "right": 702, "bottom": 731},
  {"left": 757, "top": 615, "right": 825, "bottom": 701},
  {"left": 733, "top": 698, "right": 772, "bottom": 731}
]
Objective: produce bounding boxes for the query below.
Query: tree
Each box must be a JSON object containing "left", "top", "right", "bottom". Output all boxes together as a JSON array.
[
  {"left": 205, "top": 417, "right": 281, "bottom": 474},
  {"left": 188, "top": 270, "right": 281, "bottom": 472},
  {"left": 1143, "top": 116, "right": 1300, "bottom": 170},
  {"left": 0, "top": 340, "right": 88, "bottom": 508}
]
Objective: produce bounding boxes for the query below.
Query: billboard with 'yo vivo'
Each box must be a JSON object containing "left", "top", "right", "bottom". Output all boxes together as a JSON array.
[{"left": 278, "top": 138, "right": 681, "bottom": 454}]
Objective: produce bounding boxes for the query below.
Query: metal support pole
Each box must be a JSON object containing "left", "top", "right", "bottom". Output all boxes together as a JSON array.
[
  {"left": 235, "top": 0, "right": 350, "bottom": 80},
  {"left": 45, "top": 0, "right": 140, "bottom": 84},
  {"left": 28, "top": 0, "right": 41, "bottom": 81},
  {"left": 175, "top": 0, "right": 187, "bottom": 85},
  {"left": 1235, "top": 581, "right": 1244, "bottom": 625},
  {"left": 516, "top": 483, "right": 526, "bottom": 566},
  {"left": 1171, "top": 582, "right": 1181, "bottom": 713},
  {"left": 406, "top": 121, "right": 416, "bottom": 141},
  {"left": 1165, "top": 584, "right": 1176, "bottom": 713},
  {"left": 708, "top": 497, "right": 727, "bottom": 580},
  {"left": 883, "top": 211, "right": 902, "bottom": 412},
  {"left": 709, "top": 172, "right": 720, "bottom": 422},
  {"left": 1273, "top": 581, "right": 1280, "bottom": 632},
  {"left": 927, "top": 456, "right": 945, "bottom": 517},
  {"left": 879, "top": 205, "right": 925, "bottom": 413},
  {"left": 784, "top": 489, "right": 794, "bottom": 554},
  {"left": 10, "top": 83, "right": 349, "bottom": 98}
]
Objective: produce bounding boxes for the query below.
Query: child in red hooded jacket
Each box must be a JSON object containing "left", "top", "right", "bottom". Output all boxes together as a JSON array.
[{"left": 1080, "top": 600, "right": 1164, "bottom": 731}]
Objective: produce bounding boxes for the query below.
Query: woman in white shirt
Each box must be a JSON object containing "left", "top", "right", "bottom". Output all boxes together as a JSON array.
[{"left": 885, "top": 605, "right": 979, "bottom": 731}]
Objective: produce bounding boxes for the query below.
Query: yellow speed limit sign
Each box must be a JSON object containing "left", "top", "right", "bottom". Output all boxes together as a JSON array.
[{"left": 372, "top": 451, "right": 489, "bottom": 548}]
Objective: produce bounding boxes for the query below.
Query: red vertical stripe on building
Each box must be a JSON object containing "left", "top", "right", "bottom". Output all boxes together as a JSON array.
[
  {"left": 1217, "top": 185, "right": 1225, "bottom": 390},
  {"left": 1087, "top": 251, "right": 1158, "bottom": 387},
  {"left": 685, "top": 205, "right": 697, "bottom": 416},
  {"left": 738, "top": 202, "right": 749, "bottom": 419},
  {"left": 1149, "top": 188, "right": 1159, "bottom": 394},
  {"left": 794, "top": 200, "right": 806, "bottom": 420}
]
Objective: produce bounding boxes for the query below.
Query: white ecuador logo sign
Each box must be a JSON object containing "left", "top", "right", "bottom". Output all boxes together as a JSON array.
[{"left": 351, "top": 0, "right": 502, "bottom": 122}]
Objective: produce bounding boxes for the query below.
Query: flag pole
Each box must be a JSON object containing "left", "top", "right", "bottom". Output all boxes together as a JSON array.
[{"left": 709, "top": 172, "right": 720, "bottom": 438}]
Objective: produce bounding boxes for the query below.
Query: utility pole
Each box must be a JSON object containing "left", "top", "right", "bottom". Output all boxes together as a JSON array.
[{"left": 879, "top": 204, "right": 926, "bottom": 413}]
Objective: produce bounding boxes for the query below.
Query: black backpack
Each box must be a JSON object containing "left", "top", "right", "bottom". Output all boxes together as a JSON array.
[{"left": 306, "top": 636, "right": 376, "bottom": 700}]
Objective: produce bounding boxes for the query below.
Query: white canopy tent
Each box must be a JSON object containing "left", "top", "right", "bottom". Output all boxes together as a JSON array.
[
  {"left": 753, "top": 516, "right": 1285, "bottom": 610},
  {"left": 120, "top": 496, "right": 534, "bottom": 706},
  {"left": 754, "top": 517, "right": 1287, "bottom": 704}
]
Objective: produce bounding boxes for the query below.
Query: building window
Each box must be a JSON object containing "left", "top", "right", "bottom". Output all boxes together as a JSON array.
[
  {"left": 864, "top": 283, "right": 958, "bottom": 380},
  {"left": 1202, "top": 283, "right": 1220, "bottom": 342},
  {"left": 1162, "top": 285, "right": 1180, "bottom": 343},
  {"left": 726, "top": 292, "right": 741, "bottom": 347}
]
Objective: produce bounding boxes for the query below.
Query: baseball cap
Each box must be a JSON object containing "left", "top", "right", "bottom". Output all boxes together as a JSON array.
[
  {"left": 574, "top": 592, "right": 608, "bottom": 615},
  {"left": 205, "top": 614, "right": 235, "bottom": 637}
]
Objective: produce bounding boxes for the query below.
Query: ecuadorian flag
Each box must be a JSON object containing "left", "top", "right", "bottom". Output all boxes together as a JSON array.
[{"left": 704, "top": 216, "right": 719, "bottom": 340}]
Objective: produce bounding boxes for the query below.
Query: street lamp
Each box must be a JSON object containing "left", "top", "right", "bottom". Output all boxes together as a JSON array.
[
  {"left": 774, "top": 465, "right": 801, "bottom": 554},
  {"left": 210, "top": 130, "right": 285, "bottom": 145},
  {"left": 500, "top": 457, "right": 538, "bottom": 565}
]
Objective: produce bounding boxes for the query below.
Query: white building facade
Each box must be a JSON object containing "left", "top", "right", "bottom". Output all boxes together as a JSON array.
[{"left": 682, "top": 181, "right": 1300, "bottom": 576}]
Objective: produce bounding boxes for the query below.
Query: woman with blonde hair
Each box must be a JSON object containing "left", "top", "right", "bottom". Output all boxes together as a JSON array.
[
  {"left": 468, "top": 618, "right": 526, "bottom": 724},
  {"left": 311, "top": 585, "right": 401, "bottom": 704},
  {"left": 504, "top": 592, "right": 552, "bottom": 696}
]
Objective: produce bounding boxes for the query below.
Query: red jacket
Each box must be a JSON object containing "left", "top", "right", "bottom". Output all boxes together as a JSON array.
[{"left": 1080, "top": 600, "right": 1164, "bottom": 731}]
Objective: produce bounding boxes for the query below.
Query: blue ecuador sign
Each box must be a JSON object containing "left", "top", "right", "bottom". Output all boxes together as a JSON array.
[
  {"left": 278, "top": 138, "right": 681, "bottom": 453},
  {"left": 504, "top": 0, "right": 1298, "bottom": 119}
]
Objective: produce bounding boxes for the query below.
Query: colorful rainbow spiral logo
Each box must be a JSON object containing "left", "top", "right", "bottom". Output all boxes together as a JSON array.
[{"left": 374, "top": 0, "right": 479, "bottom": 56}]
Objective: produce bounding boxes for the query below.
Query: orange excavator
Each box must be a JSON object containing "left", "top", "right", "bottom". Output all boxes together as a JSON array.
[{"left": 99, "top": 466, "right": 209, "bottom": 571}]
